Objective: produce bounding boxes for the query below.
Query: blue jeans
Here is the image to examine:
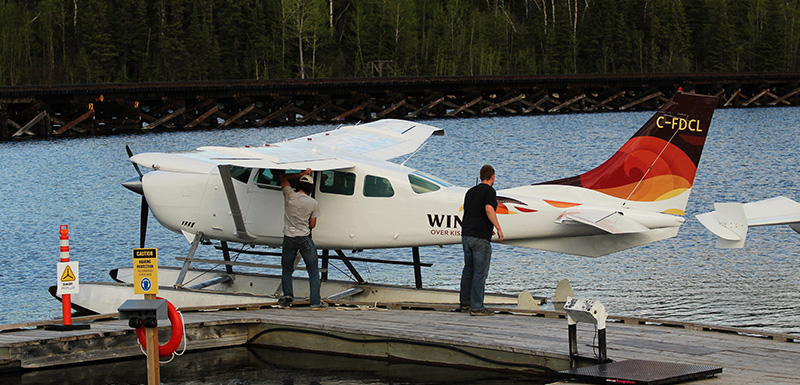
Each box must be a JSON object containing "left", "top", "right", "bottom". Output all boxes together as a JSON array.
[
  {"left": 460, "top": 236, "right": 492, "bottom": 311},
  {"left": 281, "top": 235, "right": 321, "bottom": 305}
]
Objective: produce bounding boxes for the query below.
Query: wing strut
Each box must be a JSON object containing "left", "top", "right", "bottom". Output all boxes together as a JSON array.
[
  {"left": 218, "top": 165, "right": 253, "bottom": 241},
  {"left": 175, "top": 232, "right": 204, "bottom": 287},
  {"left": 335, "top": 250, "right": 366, "bottom": 284},
  {"left": 412, "top": 247, "right": 423, "bottom": 289}
]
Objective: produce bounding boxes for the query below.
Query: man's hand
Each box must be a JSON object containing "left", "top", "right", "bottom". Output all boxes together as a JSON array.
[
  {"left": 281, "top": 168, "right": 313, "bottom": 187},
  {"left": 486, "top": 204, "right": 503, "bottom": 242}
]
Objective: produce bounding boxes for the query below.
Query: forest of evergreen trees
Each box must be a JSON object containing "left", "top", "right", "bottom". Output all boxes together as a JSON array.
[{"left": 1, "top": 0, "right": 799, "bottom": 86}]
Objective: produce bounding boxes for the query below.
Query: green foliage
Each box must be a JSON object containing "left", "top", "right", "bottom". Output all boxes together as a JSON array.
[
  {"left": 1, "top": 0, "right": 799, "bottom": 85},
  {"left": 1, "top": 1, "right": 34, "bottom": 85}
]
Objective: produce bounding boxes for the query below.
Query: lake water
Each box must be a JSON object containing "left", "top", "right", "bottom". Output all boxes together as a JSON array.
[{"left": 0, "top": 106, "right": 798, "bottom": 382}]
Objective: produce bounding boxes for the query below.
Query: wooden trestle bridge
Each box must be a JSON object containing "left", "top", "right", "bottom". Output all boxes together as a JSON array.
[{"left": 2, "top": 72, "right": 799, "bottom": 141}]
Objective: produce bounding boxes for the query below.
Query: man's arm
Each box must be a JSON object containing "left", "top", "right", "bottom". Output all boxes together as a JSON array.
[
  {"left": 309, "top": 217, "right": 317, "bottom": 229},
  {"left": 485, "top": 204, "right": 504, "bottom": 242},
  {"left": 280, "top": 168, "right": 312, "bottom": 188}
]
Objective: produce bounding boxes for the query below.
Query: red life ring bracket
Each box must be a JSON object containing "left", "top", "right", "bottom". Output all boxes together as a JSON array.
[{"left": 135, "top": 298, "right": 183, "bottom": 357}]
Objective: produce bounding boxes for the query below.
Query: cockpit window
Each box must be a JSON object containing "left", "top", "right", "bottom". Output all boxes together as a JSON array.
[
  {"left": 363, "top": 175, "right": 394, "bottom": 197},
  {"left": 320, "top": 170, "right": 355, "bottom": 195},
  {"left": 408, "top": 172, "right": 443, "bottom": 194},
  {"left": 229, "top": 166, "right": 251, "bottom": 184}
]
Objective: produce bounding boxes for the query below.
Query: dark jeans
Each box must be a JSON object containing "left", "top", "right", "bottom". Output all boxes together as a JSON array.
[
  {"left": 281, "top": 235, "right": 321, "bottom": 305},
  {"left": 459, "top": 235, "right": 492, "bottom": 311}
]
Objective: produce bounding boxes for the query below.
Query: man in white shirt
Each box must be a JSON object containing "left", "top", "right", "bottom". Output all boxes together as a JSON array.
[{"left": 279, "top": 168, "right": 325, "bottom": 309}]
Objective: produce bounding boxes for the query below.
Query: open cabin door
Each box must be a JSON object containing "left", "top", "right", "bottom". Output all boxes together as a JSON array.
[{"left": 245, "top": 168, "right": 286, "bottom": 238}]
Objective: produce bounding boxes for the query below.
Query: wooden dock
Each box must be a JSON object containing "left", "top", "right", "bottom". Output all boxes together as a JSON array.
[{"left": 1, "top": 303, "right": 798, "bottom": 384}]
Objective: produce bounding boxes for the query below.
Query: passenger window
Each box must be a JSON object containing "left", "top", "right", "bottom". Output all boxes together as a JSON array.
[
  {"left": 254, "top": 168, "right": 280, "bottom": 188},
  {"left": 229, "top": 166, "right": 252, "bottom": 184},
  {"left": 320, "top": 170, "right": 355, "bottom": 195},
  {"left": 408, "top": 173, "right": 441, "bottom": 194},
  {"left": 363, "top": 175, "right": 394, "bottom": 197}
]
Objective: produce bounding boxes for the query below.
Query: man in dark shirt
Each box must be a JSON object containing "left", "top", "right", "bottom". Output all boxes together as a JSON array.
[{"left": 459, "top": 165, "right": 504, "bottom": 316}]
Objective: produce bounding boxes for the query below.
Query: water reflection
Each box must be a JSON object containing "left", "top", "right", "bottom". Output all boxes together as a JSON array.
[{"left": 0, "top": 347, "right": 552, "bottom": 385}]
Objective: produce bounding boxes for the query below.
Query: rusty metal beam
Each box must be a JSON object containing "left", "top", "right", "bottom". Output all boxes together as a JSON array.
[
  {"left": 12, "top": 110, "right": 47, "bottom": 137},
  {"left": 742, "top": 89, "right": 770, "bottom": 107},
  {"left": 221, "top": 103, "right": 255, "bottom": 127},
  {"left": 723, "top": 89, "right": 742, "bottom": 107},
  {"left": 298, "top": 100, "right": 334, "bottom": 123},
  {"left": 770, "top": 87, "right": 800, "bottom": 106},
  {"left": 375, "top": 99, "right": 407, "bottom": 119},
  {"left": 333, "top": 99, "right": 372, "bottom": 121},
  {"left": 619, "top": 92, "right": 662, "bottom": 111},
  {"left": 408, "top": 96, "right": 444, "bottom": 118},
  {"left": 55, "top": 109, "right": 95, "bottom": 134},
  {"left": 523, "top": 95, "right": 553, "bottom": 113},
  {"left": 447, "top": 96, "right": 482, "bottom": 116},
  {"left": 549, "top": 93, "right": 586, "bottom": 113},
  {"left": 186, "top": 106, "right": 219, "bottom": 128},
  {"left": 482, "top": 94, "right": 524, "bottom": 114},
  {"left": 256, "top": 103, "right": 295, "bottom": 126},
  {"left": 587, "top": 91, "right": 626, "bottom": 112},
  {"left": 144, "top": 107, "right": 186, "bottom": 130}
]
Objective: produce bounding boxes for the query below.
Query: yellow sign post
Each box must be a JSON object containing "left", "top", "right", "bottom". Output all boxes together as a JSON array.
[
  {"left": 133, "top": 248, "right": 158, "bottom": 295},
  {"left": 132, "top": 247, "right": 160, "bottom": 384}
]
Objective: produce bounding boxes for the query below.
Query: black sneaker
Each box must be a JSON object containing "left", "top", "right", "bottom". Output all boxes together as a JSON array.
[
  {"left": 458, "top": 303, "right": 470, "bottom": 312},
  {"left": 310, "top": 302, "right": 329, "bottom": 311},
  {"left": 469, "top": 309, "right": 494, "bottom": 316},
  {"left": 278, "top": 296, "right": 293, "bottom": 309}
]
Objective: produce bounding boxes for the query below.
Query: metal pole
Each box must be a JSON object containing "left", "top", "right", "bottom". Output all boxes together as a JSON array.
[
  {"left": 59, "top": 225, "right": 72, "bottom": 325},
  {"left": 412, "top": 247, "right": 422, "bottom": 289},
  {"left": 321, "top": 249, "right": 329, "bottom": 281},
  {"left": 220, "top": 241, "right": 234, "bottom": 274},
  {"left": 598, "top": 327, "right": 608, "bottom": 363},
  {"left": 45, "top": 224, "right": 89, "bottom": 331},
  {"left": 568, "top": 322, "right": 578, "bottom": 369}
]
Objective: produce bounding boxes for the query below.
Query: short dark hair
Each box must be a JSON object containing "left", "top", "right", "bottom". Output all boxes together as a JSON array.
[
  {"left": 298, "top": 181, "right": 314, "bottom": 194},
  {"left": 479, "top": 165, "right": 495, "bottom": 181}
]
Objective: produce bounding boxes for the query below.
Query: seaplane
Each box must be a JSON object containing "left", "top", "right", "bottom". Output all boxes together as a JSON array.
[
  {"left": 696, "top": 196, "right": 800, "bottom": 248},
  {"left": 54, "top": 91, "right": 719, "bottom": 315}
]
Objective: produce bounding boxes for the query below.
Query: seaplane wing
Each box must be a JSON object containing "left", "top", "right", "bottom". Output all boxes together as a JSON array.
[
  {"left": 696, "top": 196, "right": 800, "bottom": 248},
  {"left": 302, "top": 119, "right": 445, "bottom": 160},
  {"left": 125, "top": 92, "right": 719, "bottom": 258},
  {"left": 129, "top": 147, "right": 354, "bottom": 174},
  {"left": 130, "top": 119, "right": 443, "bottom": 174}
]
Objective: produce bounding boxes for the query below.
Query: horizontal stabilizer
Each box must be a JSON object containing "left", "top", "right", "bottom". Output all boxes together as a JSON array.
[
  {"left": 695, "top": 196, "right": 800, "bottom": 248},
  {"left": 558, "top": 210, "right": 650, "bottom": 234},
  {"left": 696, "top": 202, "right": 747, "bottom": 248},
  {"left": 741, "top": 196, "right": 800, "bottom": 227}
]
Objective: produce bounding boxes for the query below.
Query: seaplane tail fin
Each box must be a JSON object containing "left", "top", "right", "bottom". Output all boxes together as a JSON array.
[{"left": 536, "top": 92, "right": 718, "bottom": 215}]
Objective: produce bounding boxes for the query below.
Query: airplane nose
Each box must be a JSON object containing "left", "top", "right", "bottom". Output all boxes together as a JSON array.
[{"left": 122, "top": 176, "right": 143, "bottom": 195}]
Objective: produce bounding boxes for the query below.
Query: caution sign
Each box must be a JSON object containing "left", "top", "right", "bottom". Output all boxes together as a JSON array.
[
  {"left": 56, "top": 261, "right": 79, "bottom": 295},
  {"left": 133, "top": 248, "right": 158, "bottom": 295}
]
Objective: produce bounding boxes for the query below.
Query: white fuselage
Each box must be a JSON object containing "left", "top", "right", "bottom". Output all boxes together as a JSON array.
[{"left": 142, "top": 156, "right": 686, "bottom": 255}]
